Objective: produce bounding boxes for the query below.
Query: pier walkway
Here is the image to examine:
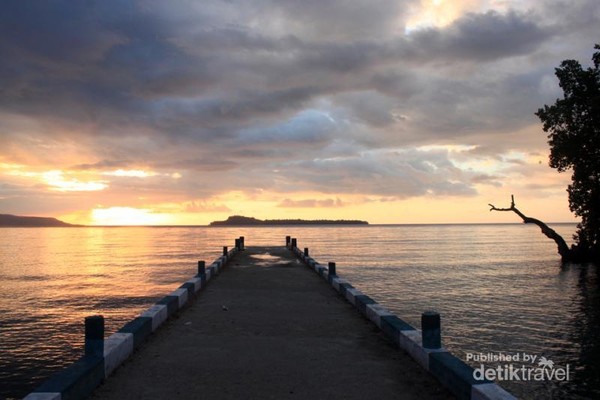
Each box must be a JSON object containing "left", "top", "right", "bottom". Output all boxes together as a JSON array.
[{"left": 90, "top": 246, "right": 452, "bottom": 400}]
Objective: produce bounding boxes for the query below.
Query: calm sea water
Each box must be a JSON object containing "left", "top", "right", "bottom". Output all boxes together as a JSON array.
[{"left": 0, "top": 225, "right": 598, "bottom": 399}]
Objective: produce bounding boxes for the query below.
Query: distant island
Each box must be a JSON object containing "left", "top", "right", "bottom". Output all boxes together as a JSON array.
[
  {"left": 209, "top": 215, "right": 368, "bottom": 226},
  {"left": 0, "top": 214, "right": 76, "bottom": 227}
]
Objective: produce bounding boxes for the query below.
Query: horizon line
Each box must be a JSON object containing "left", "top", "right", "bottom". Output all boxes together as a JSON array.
[{"left": 60, "top": 221, "right": 578, "bottom": 228}]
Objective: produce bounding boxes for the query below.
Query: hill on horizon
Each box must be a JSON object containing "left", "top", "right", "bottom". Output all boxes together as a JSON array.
[
  {"left": 210, "top": 215, "right": 369, "bottom": 226},
  {"left": 0, "top": 214, "right": 76, "bottom": 227}
]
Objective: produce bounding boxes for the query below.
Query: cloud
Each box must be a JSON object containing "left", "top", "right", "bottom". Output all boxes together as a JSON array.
[
  {"left": 278, "top": 198, "right": 345, "bottom": 208},
  {"left": 237, "top": 109, "right": 338, "bottom": 146},
  {"left": 183, "top": 200, "right": 231, "bottom": 213},
  {"left": 406, "top": 10, "right": 552, "bottom": 62},
  {"left": 471, "top": 174, "right": 503, "bottom": 187},
  {"left": 0, "top": 0, "right": 598, "bottom": 220},
  {"left": 275, "top": 148, "right": 479, "bottom": 197}
]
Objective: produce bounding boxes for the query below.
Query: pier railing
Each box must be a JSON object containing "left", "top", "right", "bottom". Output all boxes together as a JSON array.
[
  {"left": 24, "top": 237, "right": 245, "bottom": 400},
  {"left": 25, "top": 235, "right": 515, "bottom": 400},
  {"left": 285, "top": 235, "right": 516, "bottom": 400}
]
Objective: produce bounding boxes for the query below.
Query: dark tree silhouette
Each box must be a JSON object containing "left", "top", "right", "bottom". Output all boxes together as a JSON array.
[
  {"left": 491, "top": 44, "right": 600, "bottom": 263},
  {"left": 535, "top": 44, "right": 600, "bottom": 262}
]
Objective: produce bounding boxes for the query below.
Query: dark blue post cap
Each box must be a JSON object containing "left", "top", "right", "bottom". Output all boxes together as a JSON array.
[
  {"left": 198, "top": 260, "right": 206, "bottom": 275},
  {"left": 85, "top": 315, "right": 104, "bottom": 357},
  {"left": 328, "top": 262, "right": 337, "bottom": 276},
  {"left": 422, "top": 311, "right": 441, "bottom": 349}
]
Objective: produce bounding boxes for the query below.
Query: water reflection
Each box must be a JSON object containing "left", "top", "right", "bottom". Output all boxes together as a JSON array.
[
  {"left": 0, "top": 227, "right": 227, "bottom": 398},
  {"left": 567, "top": 264, "right": 600, "bottom": 398},
  {"left": 248, "top": 252, "right": 287, "bottom": 267},
  {"left": 1, "top": 225, "right": 598, "bottom": 399}
]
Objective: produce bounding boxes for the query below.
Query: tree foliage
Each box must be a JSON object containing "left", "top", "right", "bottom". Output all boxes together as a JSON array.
[{"left": 536, "top": 44, "right": 600, "bottom": 260}]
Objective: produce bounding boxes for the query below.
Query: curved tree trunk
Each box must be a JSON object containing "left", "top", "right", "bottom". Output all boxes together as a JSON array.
[{"left": 489, "top": 195, "right": 572, "bottom": 262}]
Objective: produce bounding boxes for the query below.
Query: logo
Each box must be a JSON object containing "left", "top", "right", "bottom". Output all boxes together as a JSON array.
[{"left": 467, "top": 352, "right": 571, "bottom": 382}]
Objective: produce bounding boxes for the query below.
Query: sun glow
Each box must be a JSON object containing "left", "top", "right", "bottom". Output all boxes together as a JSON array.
[
  {"left": 42, "top": 170, "right": 108, "bottom": 192},
  {"left": 91, "top": 207, "right": 170, "bottom": 226},
  {"left": 4, "top": 166, "right": 108, "bottom": 192},
  {"left": 404, "top": 0, "right": 488, "bottom": 33}
]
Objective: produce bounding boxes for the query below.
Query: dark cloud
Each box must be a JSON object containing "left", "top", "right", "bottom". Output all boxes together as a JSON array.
[
  {"left": 155, "top": 158, "right": 238, "bottom": 172},
  {"left": 222, "top": 0, "right": 408, "bottom": 41},
  {"left": 406, "top": 10, "right": 552, "bottom": 62},
  {"left": 73, "top": 159, "right": 135, "bottom": 171},
  {"left": 274, "top": 149, "right": 479, "bottom": 197},
  {"left": 0, "top": 1, "right": 123, "bottom": 64},
  {"left": 237, "top": 109, "right": 337, "bottom": 146}
]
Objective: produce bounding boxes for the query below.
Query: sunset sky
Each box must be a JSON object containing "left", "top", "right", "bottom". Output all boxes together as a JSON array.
[{"left": 1, "top": 0, "right": 598, "bottom": 225}]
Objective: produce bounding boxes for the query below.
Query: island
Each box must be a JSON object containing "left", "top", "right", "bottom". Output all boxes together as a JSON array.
[
  {"left": 0, "top": 214, "right": 77, "bottom": 227},
  {"left": 209, "top": 215, "right": 368, "bottom": 226}
]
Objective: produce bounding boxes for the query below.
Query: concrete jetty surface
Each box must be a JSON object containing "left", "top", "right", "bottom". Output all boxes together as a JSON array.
[{"left": 90, "top": 246, "right": 452, "bottom": 400}]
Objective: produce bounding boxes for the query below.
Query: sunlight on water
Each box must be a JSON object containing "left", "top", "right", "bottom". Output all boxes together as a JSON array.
[{"left": 0, "top": 225, "right": 598, "bottom": 399}]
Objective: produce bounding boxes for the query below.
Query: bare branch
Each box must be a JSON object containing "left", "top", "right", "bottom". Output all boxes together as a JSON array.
[
  {"left": 489, "top": 203, "right": 512, "bottom": 212},
  {"left": 489, "top": 195, "right": 572, "bottom": 262},
  {"left": 489, "top": 194, "right": 516, "bottom": 212}
]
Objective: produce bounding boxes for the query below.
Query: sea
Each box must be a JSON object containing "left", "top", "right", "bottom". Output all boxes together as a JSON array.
[{"left": 0, "top": 224, "right": 598, "bottom": 399}]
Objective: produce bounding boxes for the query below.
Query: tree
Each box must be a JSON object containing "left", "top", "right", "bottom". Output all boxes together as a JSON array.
[
  {"left": 535, "top": 44, "right": 600, "bottom": 262},
  {"left": 490, "top": 44, "right": 600, "bottom": 263}
]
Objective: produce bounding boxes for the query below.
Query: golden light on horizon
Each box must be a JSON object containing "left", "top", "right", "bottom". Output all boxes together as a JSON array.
[
  {"left": 4, "top": 165, "right": 108, "bottom": 192},
  {"left": 91, "top": 207, "right": 170, "bottom": 226},
  {"left": 103, "top": 169, "right": 157, "bottom": 178},
  {"left": 53, "top": 182, "right": 578, "bottom": 227},
  {"left": 5, "top": 144, "right": 577, "bottom": 227}
]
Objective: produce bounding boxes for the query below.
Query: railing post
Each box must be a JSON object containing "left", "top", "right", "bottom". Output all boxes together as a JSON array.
[
  {"left": 421, "top": 311, "right": 441, "bottom": 349},
  {"left": 286, "top": 236, "right": 291, "bottom": 248},
  {"left": 239, "top": 236, "right": 245, "bottom": 251},
  {"left": 235, "top": 238, "right": 240, "bottom": 250},
  {"left": 223, "top": 246, "right": 228, "bottom": 256},
  {"left": 328, "top": 262, "right": 336, "bottom": 276},
  {"left": 85, "top": 315, "right": 104, "bottom": 358},
  {"left": 304, "top": 248, "right": 309, "bottom": 257},
  {"left": 291, "top": 238, "right": 297, "bottom": 249},
  {"left": 198, "top": 260, "right": 206, "bottom": 276}
]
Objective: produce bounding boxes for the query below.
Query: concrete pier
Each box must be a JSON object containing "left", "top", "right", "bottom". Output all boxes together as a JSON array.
[{"left": 89, "top": 246, "right": 452, "bottom": 400}]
